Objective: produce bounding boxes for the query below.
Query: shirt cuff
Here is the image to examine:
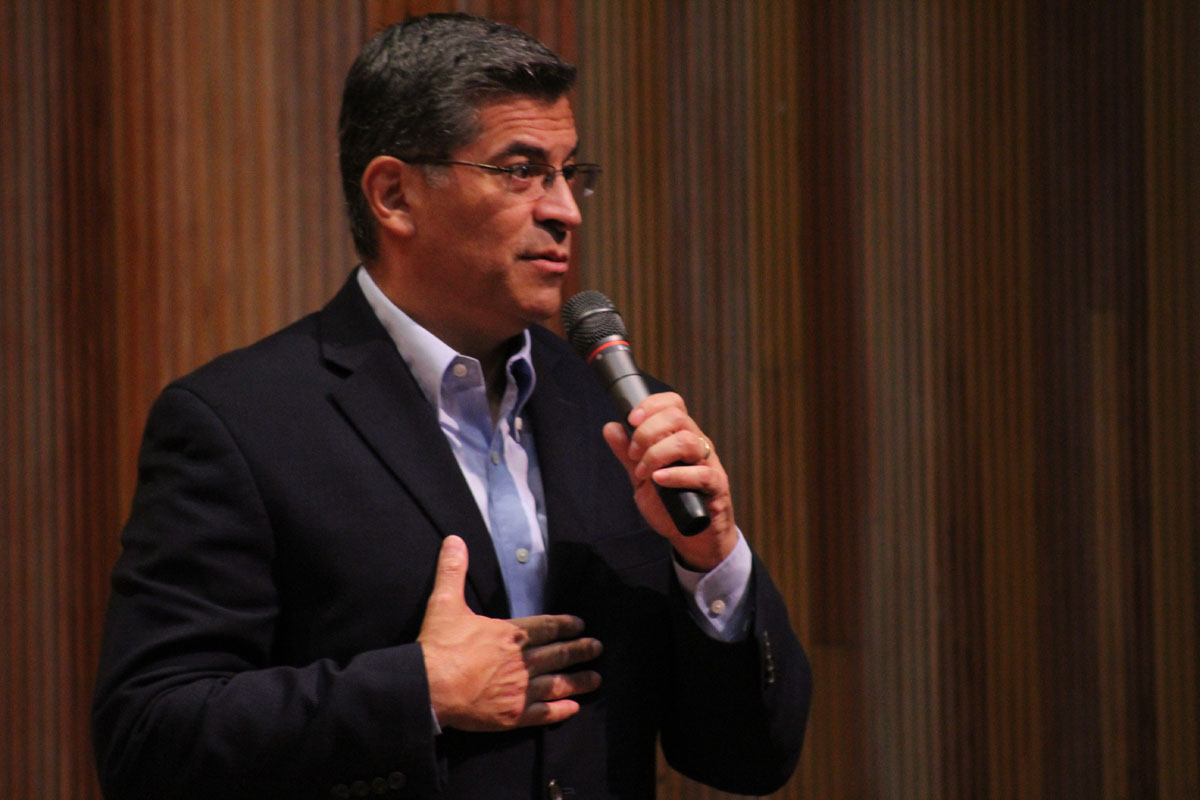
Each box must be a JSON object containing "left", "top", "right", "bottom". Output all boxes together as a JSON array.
[{"left": 672, "top": 530, "right": 753, "bottom": 642}]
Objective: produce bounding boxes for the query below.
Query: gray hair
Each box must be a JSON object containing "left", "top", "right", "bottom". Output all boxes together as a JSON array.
[{"left": 338, "top": 13, "right": 577, "bottom": 261}]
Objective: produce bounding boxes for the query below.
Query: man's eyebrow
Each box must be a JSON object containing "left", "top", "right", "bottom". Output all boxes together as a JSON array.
[{"left": 491, "top": 141, "right": 581, "bottom": 163}]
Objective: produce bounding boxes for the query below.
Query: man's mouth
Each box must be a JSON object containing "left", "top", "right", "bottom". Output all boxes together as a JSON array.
[{"left": 520, "top": 251, "right": 570, "bottom": 272}]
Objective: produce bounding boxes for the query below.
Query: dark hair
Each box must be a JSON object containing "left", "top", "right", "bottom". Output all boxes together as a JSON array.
[{"left": 338, "top": 13, "right": 577, "bottom": 261}]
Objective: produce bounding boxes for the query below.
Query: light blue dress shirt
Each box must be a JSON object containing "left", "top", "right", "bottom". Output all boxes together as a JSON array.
[{"left": 357, "top": 268, "right": 752, "bottom": 639}]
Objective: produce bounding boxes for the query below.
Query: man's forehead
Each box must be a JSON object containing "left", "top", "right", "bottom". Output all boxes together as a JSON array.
[{"left": 465, "top": 96, "right": 579, "bottom": 157}]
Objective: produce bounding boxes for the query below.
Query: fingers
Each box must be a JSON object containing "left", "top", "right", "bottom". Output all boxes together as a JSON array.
[
  {"left": 527, "top": 670, "right": 603, "bottom": 700},
  {"left": 517, "top": 670, "right": 602, "bottom": 727},
  {"left": 619, "top": 396, "right": 722, "bottom": 486},
  {"left": 511, "top": 613, "right": 603, "bottom": 678},
  {"left": 511, "top": 613, "right": 586, "bottom": 647},
  {"left": 525, "top": 670, "right": 602, "bottom": 710},
  {"left": 625, "top": 392, "right": 707, "bottom": 464},
  {"left": 603, "top": 398, "right": 712, "bottom": 477},
  {"left": 522, "top": 635, "right": 603, "bottom": 676},
  {"left": 632, "top": 432, "right": 715, "bottom": 481},
  {"left": 625, "top": 391, "right": 688, "bottom": 427},
  {"left": 603, "top": 393, "right": 739, "bottom": 561},
  {"left": 513, "top": 618, "right": 603, "bottom": 728},
  {"left": 519, "top": 699, "right": 581, "bottom": 727},
  {"left": 426, "top": 535, "right": 469, "bottom": 615}
]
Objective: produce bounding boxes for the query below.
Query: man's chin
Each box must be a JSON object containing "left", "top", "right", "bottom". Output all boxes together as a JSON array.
[{"left": 521, "top": 291, "right": 566, "bottom": 331}]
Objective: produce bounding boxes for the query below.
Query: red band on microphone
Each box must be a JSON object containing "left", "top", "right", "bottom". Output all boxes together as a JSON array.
[{"left": 585, "top": 339, "right": 629, "bottom": 365}]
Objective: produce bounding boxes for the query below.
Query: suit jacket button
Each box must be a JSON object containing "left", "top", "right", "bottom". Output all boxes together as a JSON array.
[{"left": 388, "top": 772, "right": 407, "bottom": 790}]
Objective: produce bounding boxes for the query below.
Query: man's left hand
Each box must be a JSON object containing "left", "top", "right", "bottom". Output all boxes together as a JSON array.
[{"left": 602, "top": 392, "right": 738, "bottom": 571}]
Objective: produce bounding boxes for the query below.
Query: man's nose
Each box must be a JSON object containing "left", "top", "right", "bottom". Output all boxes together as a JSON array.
[{"left": 535, "top": 173, "right": 583, "bottom": 230}]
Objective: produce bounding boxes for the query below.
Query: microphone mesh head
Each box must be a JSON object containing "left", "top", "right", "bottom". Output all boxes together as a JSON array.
[{"left": 562, "top": 290, "right": 628, "bottom": 356}]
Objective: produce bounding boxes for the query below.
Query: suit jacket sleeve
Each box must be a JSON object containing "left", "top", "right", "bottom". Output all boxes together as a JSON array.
[
  {"left": 92, "top": 385, "right": 441, "bottom": 800},
  {"left": 660, "top": 553, "right": 812, "bottom": 795}
]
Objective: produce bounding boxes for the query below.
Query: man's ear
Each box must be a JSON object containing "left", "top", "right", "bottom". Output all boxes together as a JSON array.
[{"left": 361, "top": 155, "right": 415, "bottom": 238}]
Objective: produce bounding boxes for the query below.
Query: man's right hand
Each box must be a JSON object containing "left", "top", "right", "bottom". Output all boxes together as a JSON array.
[{"left": 417, "top": 535, "right": 603, "bottom": 732}]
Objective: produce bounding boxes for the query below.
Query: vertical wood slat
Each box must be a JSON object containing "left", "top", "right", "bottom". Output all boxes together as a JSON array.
[
  {"left": 861, "top": 2, "right": 937, "bottom": 797},
  {"left": 1144, "top": 3, "right": 1200, "bottom": 798},
  {"left": 2, "top": 1, "right": 116, "bottom": 798},
  {"left": 794, "top": 1, "right": 870, "bottom": 797}
]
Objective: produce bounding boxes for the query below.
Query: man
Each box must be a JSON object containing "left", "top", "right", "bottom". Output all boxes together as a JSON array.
[{"left": 93, "top": 13, "right": 810, "bottom": 799}]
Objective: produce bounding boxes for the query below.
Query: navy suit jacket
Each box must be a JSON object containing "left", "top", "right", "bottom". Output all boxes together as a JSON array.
[{"left": 93, "top": 273, "right": 811, "bottom": 799}]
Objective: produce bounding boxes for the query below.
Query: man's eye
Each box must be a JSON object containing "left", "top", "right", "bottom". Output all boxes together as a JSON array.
[{"left": 508, "top": 164, "right": 537, "bottom": 180}]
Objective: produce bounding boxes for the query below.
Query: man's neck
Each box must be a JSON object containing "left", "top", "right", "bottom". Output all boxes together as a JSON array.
[{"left": 364, "top": 263, "right": 524, "bottom": 420}]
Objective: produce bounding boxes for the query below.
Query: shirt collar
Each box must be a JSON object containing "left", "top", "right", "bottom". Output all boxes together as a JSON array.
[{"left": 356, "top": 266, "right": 537, "bottom": 420}]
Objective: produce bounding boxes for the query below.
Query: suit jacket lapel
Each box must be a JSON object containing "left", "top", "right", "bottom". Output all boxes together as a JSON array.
[
  {"left": 526, "top": 330, "right": 602, "bottom": 608},
  {"left": 317, "top": 274, "right": 510, "bottom": 618}
]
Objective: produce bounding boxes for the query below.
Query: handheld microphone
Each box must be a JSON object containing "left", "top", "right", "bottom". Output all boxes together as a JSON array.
[{"left": 562, "top": 290, "right": 711, "bottom": 536}]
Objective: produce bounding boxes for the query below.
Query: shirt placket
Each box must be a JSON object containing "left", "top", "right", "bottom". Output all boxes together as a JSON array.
[{"left": 485, "top": 423, "right": 544, "bottom": 617}]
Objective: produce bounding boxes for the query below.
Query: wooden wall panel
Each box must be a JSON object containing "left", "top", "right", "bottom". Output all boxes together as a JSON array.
[
  {"left": 574, "top": 1, "right": 1197, "bottom": 798},
  {"left": 1144, "top": 3, "right": 1200, "bottom": 797},
  {"left": 2, "top": 1, "right": 117, "bottom": 797},
  {"left": 108, "top": 0, "right": 365, "bottom": 501},
  {"left": 860, "top": 4, "right": 945, "bottom": 797},
  {"left": 3, "top": 1, "right": 1197, "bottom": 798}
]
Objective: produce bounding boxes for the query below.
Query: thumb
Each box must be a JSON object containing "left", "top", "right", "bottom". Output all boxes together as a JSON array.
[{"left": 426, "top": 535, "right": 469, "bottom": 616}]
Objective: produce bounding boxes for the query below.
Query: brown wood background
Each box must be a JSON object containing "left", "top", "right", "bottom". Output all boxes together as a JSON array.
[{"left": 3, "top": 1, "right": 1196, "bottom": 798}]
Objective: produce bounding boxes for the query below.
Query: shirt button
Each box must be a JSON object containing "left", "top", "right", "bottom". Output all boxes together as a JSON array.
[
  {"left": 516, "top": 547, "right": 530, "bottom": 563},
  {"left": 452, "top": 363, "right": 468, "bottom": 378},
  {"left": 491, "top": 451, "right": 501, "bottom": 465},
  {"left": 710, "top": 598, "right": 727, "bottom": 615}
]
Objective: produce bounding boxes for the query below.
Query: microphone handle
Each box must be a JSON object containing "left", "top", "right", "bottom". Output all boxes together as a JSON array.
[{"left": 593, "top": 347, "right": 712, "bottom": 536}]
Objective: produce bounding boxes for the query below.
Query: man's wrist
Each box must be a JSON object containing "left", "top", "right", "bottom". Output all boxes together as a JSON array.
[{"left": 673, "top": 530, "right": 753, "bottom": 641}]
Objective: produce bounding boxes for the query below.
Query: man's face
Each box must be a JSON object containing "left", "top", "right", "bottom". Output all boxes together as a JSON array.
[{"left": 406, "top": 95, "right": 583, "bottom": 351}]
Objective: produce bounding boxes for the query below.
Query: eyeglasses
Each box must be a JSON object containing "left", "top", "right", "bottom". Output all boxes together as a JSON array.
[{"left": 408, "top": 159, "right": 602, "bottom": 199}]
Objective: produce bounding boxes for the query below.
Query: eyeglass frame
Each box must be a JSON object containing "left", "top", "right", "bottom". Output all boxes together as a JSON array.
[{"left": 405, "top": 159, "right": 602, "bottom": 198}]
